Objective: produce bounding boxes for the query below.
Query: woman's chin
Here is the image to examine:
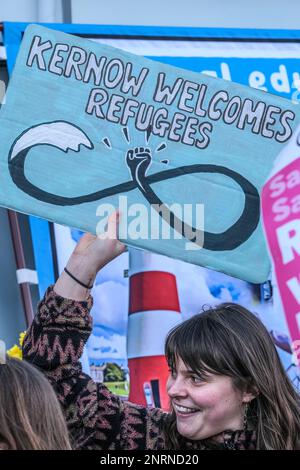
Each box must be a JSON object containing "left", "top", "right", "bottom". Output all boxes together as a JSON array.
[
  {"left": 176, "top": 419, "right": 221, "bottom": 442},
  {"left": 176, "top": 419, "right": 204, "bottom": 441}
]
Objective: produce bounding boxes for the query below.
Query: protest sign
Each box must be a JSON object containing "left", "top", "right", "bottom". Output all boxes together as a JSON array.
[
  {"left": 262, "top": 125, "right": 300, "bottom": 365},
  {"left": 1, "top": 24, "right": 299, "bottom": 282}
]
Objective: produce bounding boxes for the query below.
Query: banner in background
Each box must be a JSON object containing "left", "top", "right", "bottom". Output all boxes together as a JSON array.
[{"left": 262, "top": 125, "right": 300, "bottom": 367}]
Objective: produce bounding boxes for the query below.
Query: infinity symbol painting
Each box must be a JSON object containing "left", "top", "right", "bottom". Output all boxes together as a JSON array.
[
  {"left": 1, "top": 24, "right": 299, "bottom": 283},
  {"left": 9, "top": 121, "right": 259, "bottom": 252}
]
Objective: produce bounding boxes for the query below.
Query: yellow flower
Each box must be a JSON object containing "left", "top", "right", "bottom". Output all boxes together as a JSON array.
[
  {"left": 2, "top": 330, "right": 26, "bottom": 361},
  {"left": 19, "top": 331, "right": 26, "bottom": 347},
  {"left": 7, "top": 344, "right": 22, "bottom": 360}
]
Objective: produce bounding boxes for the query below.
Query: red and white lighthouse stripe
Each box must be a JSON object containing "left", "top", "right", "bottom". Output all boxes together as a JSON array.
[{"left": 127, "top": 249, "right": 182, "bottom": 411}]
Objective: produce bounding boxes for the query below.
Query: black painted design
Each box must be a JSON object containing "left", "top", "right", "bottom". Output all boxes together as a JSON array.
[{"left": 8, "top": 121, "right": 260, "bottom": 251}]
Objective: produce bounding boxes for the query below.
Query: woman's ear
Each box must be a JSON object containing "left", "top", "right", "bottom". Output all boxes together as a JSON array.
[
  {"left": 242, "top": 392, "right": 257, "bottom": 403},
  {"left": 242, "top": 383, "right": 260, "bottom": 403}
]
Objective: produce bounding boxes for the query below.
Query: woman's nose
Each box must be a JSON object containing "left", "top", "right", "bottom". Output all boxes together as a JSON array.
[{"left": 167, "top": 378, "right": 188, "bottom": 398}]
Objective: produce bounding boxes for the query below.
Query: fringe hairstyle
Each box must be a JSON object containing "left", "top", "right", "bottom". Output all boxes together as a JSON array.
[{"left": 164, "top": 303, "right": 300, "bottom": 450}]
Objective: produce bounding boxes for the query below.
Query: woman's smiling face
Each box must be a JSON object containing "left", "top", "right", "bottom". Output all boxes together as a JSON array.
[{"left": 166, "top": 357, "right": 250, "bottom": 441}]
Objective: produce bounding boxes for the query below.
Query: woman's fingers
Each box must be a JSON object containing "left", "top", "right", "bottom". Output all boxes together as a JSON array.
[
  {"left": 74, "top": 211, "right": 126, "bottom": 262},
  {"left": 107, "top": 210, "right": 121, "bottom": 239}
]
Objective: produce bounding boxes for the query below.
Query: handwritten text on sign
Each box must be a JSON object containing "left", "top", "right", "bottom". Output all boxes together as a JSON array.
[{"left": 26, "top": 35, "right": 295, "bottom": 149}]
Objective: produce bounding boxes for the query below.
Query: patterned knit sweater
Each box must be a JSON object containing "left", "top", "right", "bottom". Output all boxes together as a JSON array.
[{"left": 22, "top": 286, "right": 257, "bottom": 450}]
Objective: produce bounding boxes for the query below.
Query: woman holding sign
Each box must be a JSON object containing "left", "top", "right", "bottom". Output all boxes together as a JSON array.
[{"left": 22, "top": 213, "right": 300, "bottom": 450}]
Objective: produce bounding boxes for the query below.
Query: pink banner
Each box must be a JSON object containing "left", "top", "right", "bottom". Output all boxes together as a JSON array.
[{"left": 262, "top": 154, "right": 300, "bottom": 366}]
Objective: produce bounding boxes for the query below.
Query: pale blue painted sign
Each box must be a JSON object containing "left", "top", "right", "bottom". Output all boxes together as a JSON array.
[{"left": 1, "top": 24, "right": 299, "bottom": 283}]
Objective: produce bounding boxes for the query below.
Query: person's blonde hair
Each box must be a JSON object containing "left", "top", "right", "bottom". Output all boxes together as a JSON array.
[{"left": 0, "top": 356, "right": 72, "bottom": 450}]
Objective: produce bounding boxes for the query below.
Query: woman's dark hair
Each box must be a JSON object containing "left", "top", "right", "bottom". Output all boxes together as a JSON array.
[
  {"left": 164, "top": 303, "right": 300, "bottom": 450},
  {"left": 0, "top": 356, "right": 72, "bottom": 450}
]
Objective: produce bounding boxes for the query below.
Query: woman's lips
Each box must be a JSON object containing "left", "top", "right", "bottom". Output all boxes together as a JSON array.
[{"left": 173, "top": 402, "right": 202, "bottom": 416}]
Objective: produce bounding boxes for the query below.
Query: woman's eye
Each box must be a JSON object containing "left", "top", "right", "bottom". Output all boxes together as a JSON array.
[
  {"left": 168, "top": 368, "right": 177, "bottom": 378},
  {"left": 190, "top": 375, "right": 203, "bottom": 384}
]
